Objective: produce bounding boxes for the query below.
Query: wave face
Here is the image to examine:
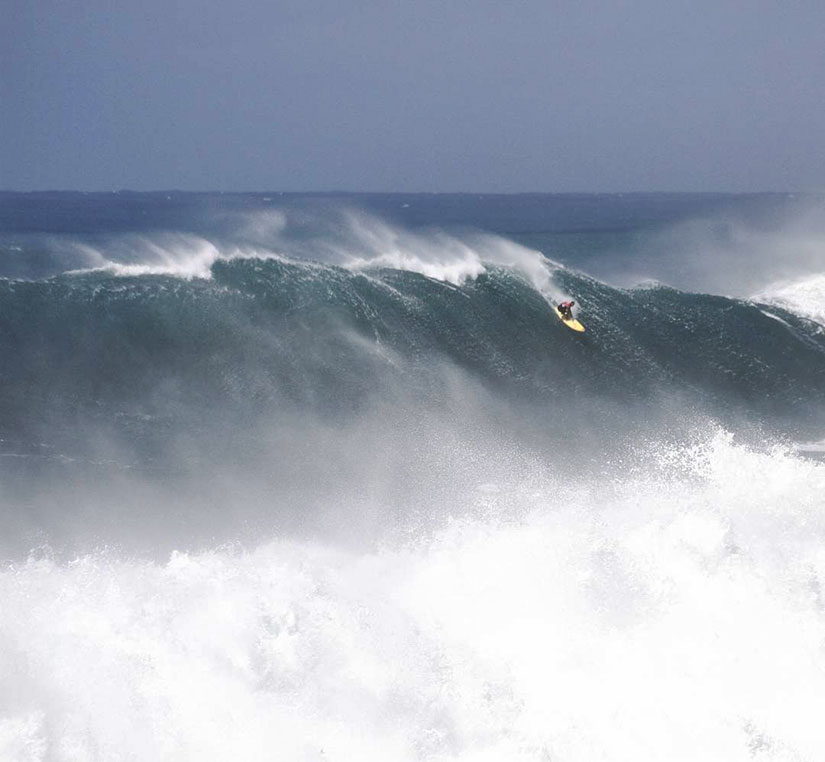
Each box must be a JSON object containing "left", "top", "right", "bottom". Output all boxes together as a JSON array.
[
  {"left": 2, "top": 254, "right": 824, "bottom": 450},
  {"left": 2, "top": 192, "right": 825, "bottom": 761}
]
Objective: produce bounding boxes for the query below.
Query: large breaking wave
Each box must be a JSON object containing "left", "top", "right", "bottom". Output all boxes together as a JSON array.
[{"left": 1, "top": 195, "right": 825, "bottom": 761}]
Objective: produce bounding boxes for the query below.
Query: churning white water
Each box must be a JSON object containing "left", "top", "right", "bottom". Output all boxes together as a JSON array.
[{"left": 2, "top": 430, "right": 824, "bottom": 761}]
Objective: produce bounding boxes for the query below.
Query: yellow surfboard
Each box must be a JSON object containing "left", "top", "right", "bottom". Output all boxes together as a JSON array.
[{"left": 555, "top": 307, "right": 586, "bottom": 333}]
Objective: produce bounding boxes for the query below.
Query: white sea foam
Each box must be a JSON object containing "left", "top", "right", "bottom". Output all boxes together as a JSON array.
[
  {"left": 65, "top": 209, "right": 567, "bottom": 303},
  {"left": 67, "top": 235, "right": 224, "bottom": 280},
  {"left": 2, "top": 431, "right": 824, "bottom": 761},
  {"left": 66, "top": 235, "right": 294, "bottom": 281},
  {"left": 235, "top": 207, "right": 560, "bottom": 294},
  {"left": 330, "top": 211, "right": 554, "bottom": 292},
  {"left": 754, "top": 272, "right": 825, "bottom": 326}
]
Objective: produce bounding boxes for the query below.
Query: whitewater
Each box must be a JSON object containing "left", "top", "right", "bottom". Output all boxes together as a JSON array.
[{"left": 1, "top": 192, "right": 825, "bottom": 761}]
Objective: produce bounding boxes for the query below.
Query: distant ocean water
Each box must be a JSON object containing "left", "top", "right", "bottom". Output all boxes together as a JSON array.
[{"left": 1, "top": 192, "right": 825, "bottom": 761}]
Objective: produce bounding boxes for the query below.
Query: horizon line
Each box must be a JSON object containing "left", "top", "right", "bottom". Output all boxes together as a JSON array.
[{"left": 1, "top": 188, "right": 821, "bottom": 197}]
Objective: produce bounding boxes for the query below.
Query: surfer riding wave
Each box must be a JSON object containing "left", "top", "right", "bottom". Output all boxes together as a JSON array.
[{"left": 557, "top": 300, "right": 575, "bottom": 320}]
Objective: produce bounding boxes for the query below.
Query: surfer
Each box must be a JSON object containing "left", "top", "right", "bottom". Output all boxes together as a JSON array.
[{"left": 557, "top": 300, "right": 575, "bottom": 320}]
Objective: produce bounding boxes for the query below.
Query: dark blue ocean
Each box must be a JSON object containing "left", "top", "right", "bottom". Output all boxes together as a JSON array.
[{"left": 2, "top": 192, "right": 825, "bottom": 760}]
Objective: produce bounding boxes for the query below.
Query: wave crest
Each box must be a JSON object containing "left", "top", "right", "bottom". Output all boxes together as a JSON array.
[{"left": 754, "top": 272, "right": 825, "bottom": 326}]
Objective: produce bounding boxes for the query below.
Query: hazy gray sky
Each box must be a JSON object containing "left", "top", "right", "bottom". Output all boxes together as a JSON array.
[{"left": 3, "top": 0, "right": 824, "bottom": 191}]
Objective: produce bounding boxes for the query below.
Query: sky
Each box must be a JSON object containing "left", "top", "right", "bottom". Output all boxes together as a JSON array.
[{"left": 2, "top": 0, "right": 825, "bottom": 192}]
